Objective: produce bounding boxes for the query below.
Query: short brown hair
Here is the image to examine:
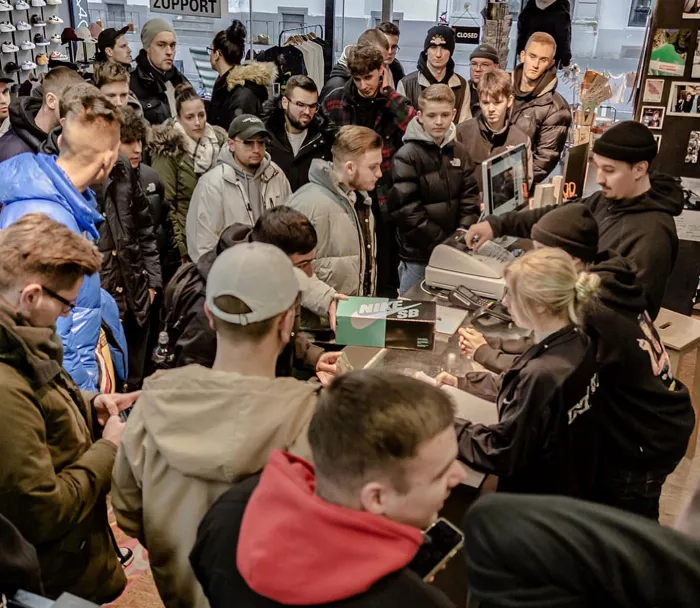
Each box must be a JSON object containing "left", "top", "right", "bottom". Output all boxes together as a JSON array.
[
  {"left": 347, "top": 45, "right": 384, "bottom": 77},
  {"left": 378, "top": 22, "right": 400, "bottom": 37},
  {"left": 526, "top": 32, "right": 557, "bottom": 57},
  {"left": 93, "top": 61, "right": 130, "bottom": 89},
  {"left": 478, "top": 68, "right": 514, "bottom": 101},
  {"left": 418, "top": 83, "right": 455, "bottom": 111},
  {"left": 0, "top": 213, "right": 101, "bottom": 292},
  {"left": 308, "top": 370, "right": 455, "bottom": 493},
  {"left": 285, "top": 74, "right": 318, "bottom": 98},
  {"left": 331, "top": 125, "right": 382, "bottom": 164},
  {"left": 211, "top": 293, "right": 299, "bottom": 343},
  {"left": 119, "top": 106, "right": 148, "bottom": 144},
  {"left": 59, "top": 82, "right": 122, "bottom": 123},
  {"left": 357, "top": 28, "right": 389, "bottom": 51},
  {"left": 43, "top": 66, "right": 85, "bottom": 104}
]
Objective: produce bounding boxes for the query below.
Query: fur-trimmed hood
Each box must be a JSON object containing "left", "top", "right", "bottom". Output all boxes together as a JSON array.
[
  {"left": 147, "top": 121, "right": 227, "bottom": 159},
  {"left": 226, "top": 61, "right": 278, "bottom": 91}
]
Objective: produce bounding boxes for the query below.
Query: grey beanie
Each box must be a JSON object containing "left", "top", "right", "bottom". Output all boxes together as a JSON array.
[{"left": 141, "top": 18, "right": 175, "bottom": 49}]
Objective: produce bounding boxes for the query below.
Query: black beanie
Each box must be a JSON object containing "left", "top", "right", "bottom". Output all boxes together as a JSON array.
[
  {"left": 424, "top": 25, "right": 456, "bottom": 56},
  {"left": 592, "top": 121, "right": 658, "bottom": 164},
  {"left": 530, "top": 203, "right": 599, "bottom": 263}
]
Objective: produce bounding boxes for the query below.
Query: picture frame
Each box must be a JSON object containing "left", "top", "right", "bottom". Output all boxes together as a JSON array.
[
  {"left": 640, "top": 106, "right": 666, "bottom": 129},
  {"left": 654, "top": 134, "right": 663, "bottom": 151},
  {"left": 684, "top": 0, "right": 700, "bottom": 19},
  {"left": 649, "top": 29, "right": 692, "bottom": 76},
  {"left": 686, "top": 131, "right": 700, "bottom": 164},
  {"left": 667, "top": 81, "right": 700, "bottom": 116},
  {"left": 643, "top": 78, "right": 665, "bottom": 103}
]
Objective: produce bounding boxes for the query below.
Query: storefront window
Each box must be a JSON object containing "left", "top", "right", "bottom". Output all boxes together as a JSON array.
[{"left": 628, "top": 0, "right": 655, "bottom": 28}]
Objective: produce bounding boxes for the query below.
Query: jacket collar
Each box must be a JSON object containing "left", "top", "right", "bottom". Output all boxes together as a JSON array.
[
  {"left": 416, "top": 70, "right": 462, "bottom": 90},
  {"left": 508, "top": 324, "right": 581, "bottom": 372},
  {"left": 264, "top": 103, "right": 325, "bottom": 151},
  {"left": 308, "top": 159, "right": 369, "bottom": 207},
  {"left": 513, "top": 64, "right": 559, "bottom": 101},
  {"left": 217, "top": 146, "right": 276, "bottom": 185}
]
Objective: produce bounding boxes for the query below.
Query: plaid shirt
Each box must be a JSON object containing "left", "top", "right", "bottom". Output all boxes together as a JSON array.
[{"left": 321, "top": 81, "right": 416, "bottom": 213}]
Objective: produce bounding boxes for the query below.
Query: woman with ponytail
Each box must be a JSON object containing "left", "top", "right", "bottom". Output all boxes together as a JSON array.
[
  {"left": 207, "top": 20, "right": 278, "bottom": 129},
  {"left": 438, "top": 247, "right": 601, "bottom": 498}
]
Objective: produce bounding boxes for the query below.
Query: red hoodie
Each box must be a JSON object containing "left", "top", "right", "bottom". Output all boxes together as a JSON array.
[{"left": 237, "top": 450, "right": 425, "bottom": 604}]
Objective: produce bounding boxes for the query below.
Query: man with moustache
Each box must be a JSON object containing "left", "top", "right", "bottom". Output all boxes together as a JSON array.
[{"left": 262, "top": 75, "right": 332, "bottom": 192}]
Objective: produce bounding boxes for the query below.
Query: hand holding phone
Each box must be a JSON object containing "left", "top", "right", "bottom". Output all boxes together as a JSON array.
[{"left": 407, "top": 517, "right": 464, "bottom": 582}]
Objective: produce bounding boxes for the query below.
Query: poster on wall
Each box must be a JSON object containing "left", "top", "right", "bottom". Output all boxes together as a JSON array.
[
  {"left": 675, "top": 178, "right": 700, "bottom": 242},
  {"left": 694, "top": 32, "right": 700, "bottom": 77},
  {"left": 643, "top": 78, "right": 665, "bottom": 102},
  {"left": 640, "top": 106, "right": 665, "bottom": 129},
  {"left": 686, "top": 131, "right": 700, "bottom": 164},
  {"left": 684, "top": 0, "right": 700, "bottom": 18},
  {"left": 648, "top": 29, "right": 692, "bottom": 76},
  {"left": 667, "top": 81, "right": 700, "bottom": 115}
]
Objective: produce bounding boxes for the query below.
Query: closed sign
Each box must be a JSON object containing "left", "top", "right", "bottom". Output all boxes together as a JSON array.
[
  {"left": 150, "top": 0, "right": 221, "bottom": 18},
  {"left": 453, "top": 26, "right": 480, "bottom": 44}
]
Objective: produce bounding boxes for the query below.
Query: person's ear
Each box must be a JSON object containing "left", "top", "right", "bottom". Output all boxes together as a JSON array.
[
  {"left": 344, "top": 159, "right": 355, "bottom": 178},
  {"left": 56, "top": 133, "right": 63, "bottom": 151},
  {"left": 450, "top": 108, "right": 457, "bottom": 121},
  {"left": 519, "top": 50, "right": 526, "bottom": 64},
  {"left": 281, "top": 95, "right": 288, "bottom": 111},
  {"left": 18, "top": 283, "right": 42, "bottom": 313},
  {"left": 547, "top": 57, "right": 555, "bottom": 69},
  {"left": 227, "top": 137, "right": 236, "bottom": 153},
  {"left": 507, "top": 95, "right": 514, "bottom": 109},
  {"left": 417, "top": 109, "right": 423, "bottom": 124},
  {"left": 45, "top": 92, "right": 57, "bottom": 111},
  {"left": 203, "top": 301, "right": 216, "bottom": 332},
  {"left": 359, "top": 481, "right": 388, "bottom": 516},
  {"left": 633, "top": 160, "right": 649, "bottom": 180},
  {"left": 278, "top": 305, "right": 296, "bottom": 344},
  {"left": 106, "top": 47, "right": 113, "bottom": 60}
]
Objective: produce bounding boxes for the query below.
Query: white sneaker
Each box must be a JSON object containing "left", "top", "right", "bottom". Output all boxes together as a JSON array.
[
  {"left": 49, "top": 33, "right": 60, "bottom": 43},
  {"left": 0, "top": 0, "right": 13, "bottom": 11},
  {"left": 15, "top": 20, "right": 30, "bottom": 30},
  {"left": 31, "top": 0, "right": 45, "bottom": 5},
  {"left": 0, "top": 20, "right": 15, "bottom": 31},
  {"left": 50, "top": 50, "right": 66, "bottom": 60},
  {"left": 21, "top": 59, "right": 36, "bottom": 70},
  {"left": 45, "top": 0, "right": 60, "bottom": 4},
  {"left": 14, "top": 0, "right": 29, "bottom": 7},
  {"left": 2, "top": 42, "right": 19, "bottom": 52},
  {"left": 47, "top": 14, "right": 62, "bottom": 23},
  {"left": 20, "top": 39, "right": 35, "bottom": 50}
]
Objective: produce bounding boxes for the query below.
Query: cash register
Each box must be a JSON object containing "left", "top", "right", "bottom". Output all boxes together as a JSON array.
[{"left": 425, "top": 145, "right": 528, "bottom": 299}]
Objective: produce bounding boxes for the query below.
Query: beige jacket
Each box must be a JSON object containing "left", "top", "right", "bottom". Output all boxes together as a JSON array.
[{"left": 111, "top": 365, "right": 319, "bottom": 608}]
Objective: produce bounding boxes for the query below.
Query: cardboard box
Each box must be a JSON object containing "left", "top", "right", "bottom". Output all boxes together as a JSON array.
[{"left": 335, "top": 297, "right": 436, "bottom": 351}]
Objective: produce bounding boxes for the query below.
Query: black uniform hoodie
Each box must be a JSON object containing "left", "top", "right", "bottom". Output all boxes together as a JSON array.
[
  {"left": 487, "top": 173, "right": 684, "bottom": 319},
  {"left": 0, "top": 96, "right": 48, "bottom": 162}
]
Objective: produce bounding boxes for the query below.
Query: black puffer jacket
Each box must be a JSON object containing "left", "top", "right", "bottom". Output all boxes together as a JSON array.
[
  {"left": 139, "top": 163, "right": 181, "bottom": 285},
  {"left": 207, "top": 62, "right": 278, "bottom": 130},
  {"left": 319, "top": 54, "right": 351, "bottom": 100},
  {"left": 130, "top": 50, "right": 190, "bottom": 126},
  {"left": 96, "top": 156, "right": 162, "bottom": 327},
  {"left": 510, "top": 64, "right": 571, "bottom": 184},
  {"left": 0, "top": 96, "right": 47, "bottom": 162},
  {"left": 261, "top": 97, "right": 332, "bottom": 192},
  {"left": 517, "top": 0, "right": 572, "bottom": 68},
  {"left": 388, "top": 117, "right": 480, "bottom": 262}
]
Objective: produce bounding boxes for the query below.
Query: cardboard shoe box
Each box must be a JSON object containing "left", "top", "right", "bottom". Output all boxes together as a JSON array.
[{"left": 335, "top": 297, "right": 436, "bottom": 351}]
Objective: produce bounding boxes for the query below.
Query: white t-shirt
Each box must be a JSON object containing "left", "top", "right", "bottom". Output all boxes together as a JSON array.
[{"left": 287, "top": 129, "right": 308, "bottom": 156}]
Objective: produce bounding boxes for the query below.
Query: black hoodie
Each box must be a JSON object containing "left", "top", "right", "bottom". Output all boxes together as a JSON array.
[
  {"left": 584, "top": 251, "right": 694, "bottom": 470},
  {"left": 488, "top": 173, "right": 684, "bottom": 319},
  {"left": 319, "top": 60, "right": 351, "bottom": 101},
  {"left": 0, "top": 96, "right": 48, "bottom": 162},
  {"left": 516, "top": 0, "right": 573, "bottom": 68}
]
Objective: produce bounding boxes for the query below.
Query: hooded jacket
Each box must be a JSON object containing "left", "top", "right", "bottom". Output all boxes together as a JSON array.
[
  {"left": 261, "top": 96, "right": 333, "bottom": 192},
  {"left": 322, "top": 79, "right": 416, "bottom": 213},
  {"left": 130, "top": 49, "right": 191, "bottom": 125},
  {"left": 487, "top": 174, "right": 684, "bottom": 319},
  {"left": 319, "top": 45, "right": 352, "bottom": 100},
  {"left": 458, "top": 325, "right": 600, "bottom": 497},
  {"left": 388, "top": 117, "right": 480, "bottom": 262},
  {"left": 172, "top": 223, "right": 328, "bottom": 376},
  {"left": 0, "top": 153, "right": 104, "bottom": 391},
  {"left": 0, "top": 96, "right": 49, "bottom": 162},
  {"left": 208, "top": 62, "right": 278, "bottom": 130},
  {"left": 185, "top": 145, "right": 291, "bottom": 261},
  {"left": 456, "top": 115, "right": 534, "bottom": 190},
  {"left": 398, "top": 53, "right": 471, "bottom": 124},
  {"left": 517, "top": 0, "right": 573, "bottom": 68},
  {"left": 111, "top": 368, "right": 319, "bottom": 608},
  {"left": 286, "top": 159, "right": 376, "bottom": 296},
  {"left": 0, "top": 300, "right": 125, "bottom": 604},
  {"left": 190, "top": 451, "right": 455, "bottom": 608},
  {"left": 510, "top": 64, "right": 572, "bottom": 184},
  {"left": 148, "top": 120, "right": 227, "bottom": 257}
]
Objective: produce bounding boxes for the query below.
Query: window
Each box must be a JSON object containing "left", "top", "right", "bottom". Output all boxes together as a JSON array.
[
  {"left": 281, "top": 12, "right": 304, "bottom": 33},
  {"left": 105, "top": 3, "right": 125, "bottom": 28},
  {"left": 628, "top": 0, "right": 655, "bottom": 27}
]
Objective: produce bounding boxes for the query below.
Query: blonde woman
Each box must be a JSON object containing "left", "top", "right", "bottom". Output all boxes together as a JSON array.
[{"left": 438, "top": 247, "right": 600, "bottom": 497}]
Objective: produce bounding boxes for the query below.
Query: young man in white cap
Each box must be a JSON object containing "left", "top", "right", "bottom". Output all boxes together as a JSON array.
[
  {"left": 112, "top": 241, "right": 321, "bottom": 608},
  {"left": 129, "top": 17, "right": 190, "bottom": 125}
]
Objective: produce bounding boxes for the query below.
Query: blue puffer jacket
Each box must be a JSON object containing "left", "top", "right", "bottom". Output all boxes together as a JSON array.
[{"left": 0, "top": 153, "right": 106, "bottom": 391}]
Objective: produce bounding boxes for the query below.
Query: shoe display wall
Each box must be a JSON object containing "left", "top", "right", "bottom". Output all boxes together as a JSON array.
[
  {"left": 1, "top": 41, "right": 18, "bottom": 52},
  {"left": 0, "top": 0, "right": 13, "bottom": 11},
  {"left": 14, "top": 0, "right": 29, "bottom": 8},
  {"left": 30, "top": 13, "right": 44, "bottom": 26}
]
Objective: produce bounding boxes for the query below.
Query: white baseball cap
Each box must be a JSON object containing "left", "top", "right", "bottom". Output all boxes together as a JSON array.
[{"left": 206, "top": 242, "right": 300, "bottom": 326}]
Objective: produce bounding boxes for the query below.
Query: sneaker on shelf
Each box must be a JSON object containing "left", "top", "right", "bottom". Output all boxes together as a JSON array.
[
  {"left": 33, "top": 33, "right": 48, "bottom": 45},
  {"left": 1, "top": 41, "right": 18, "bottom": 53},
  {"left": 0, "top": 19, "right": 15, "bottom": 31},
  {"left": 30, "top": 13, "right": 45, "bottom": 26},
  {"left": 20, "top": 59, "right": 36, "bottom": 70},
  {"left": 30, "top": 0, "right": 45, "bottom": 5},
  {"left": 14, "top": 0, "right": 29, "bottom": 7},
  {"left": 49, "top": 50, "right": 66, "bottom": 60},
  {"left": 15, "top": 19, "right": 30, "bottom": 29},
  {"left": 49, "top": 33, "right": 60, "bottom": 43},
  {"left": 46, "top": 0, "right": 61, "bottom": 4},
  {"left": 36, "top": 52, "right": 47, "bottom": 64},
  {"left": 47, "top": 14, "right": 62, "bottom": 23},
  {"left": 20, "top": 39, "right": 35, "bottom": 49},
  {"left": 4, "top": 60, "right": 20, "bottom": 72},
  {"left": 0, "top": 0, "right": 13, "bottom": 10}
]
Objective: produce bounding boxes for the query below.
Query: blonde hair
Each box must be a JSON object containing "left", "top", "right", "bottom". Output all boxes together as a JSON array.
[
  {"left": 418, "top": 83, "right": 455, "bottom": 111},
  {"left": 332, "top": 125, "right": 382, "bottom": 164},
  {"left": 525, "top": 32, "right": 557, "bottom": 56},
  {"left": 504, "top": 248, "right": 600, "bottom": 326}
]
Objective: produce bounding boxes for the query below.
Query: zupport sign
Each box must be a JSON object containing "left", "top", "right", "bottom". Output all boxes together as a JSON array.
[
  {"left": 150, "top": 0, "right": 221, "bottom": 18},
  {"left": 453, "top": 26, "right": 480, "bottom": 44}
]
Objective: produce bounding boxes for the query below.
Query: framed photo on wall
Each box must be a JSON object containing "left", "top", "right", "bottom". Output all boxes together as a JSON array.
[
  {"left": 667, "top": 82, "right": 700, "bottom": 116},
  {"left": 654, "top": 134, "right": 663, "bottom": 151},
  {"left": 643, "top": 78, "right": 665, "bottom": 102},
  {"left": 684, "top": 0, "right": 700, "bottom": 18},
  {"left": 641, "top": 106, "right": 666, "bottom": 129},
  {"left": 649, "top": 29, "right": 692, "bottom": 76}
]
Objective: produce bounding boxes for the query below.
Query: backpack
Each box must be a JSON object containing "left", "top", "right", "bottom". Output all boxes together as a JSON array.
[{"left": 154, "top": 262, "right": 205, "bottom": 369}]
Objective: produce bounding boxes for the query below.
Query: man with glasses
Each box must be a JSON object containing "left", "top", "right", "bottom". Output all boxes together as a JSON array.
[
  {"left": 378, "top": 21, "right": 405, "bottom": 86},
  {"left": 186, "top": 114, "right": 291, "bottom": 262},
  {"left": 468, "top": 43, "right": 500, "bottom": 118},
  {"left": 262, "top": 75, "right": 332, "bottom": 192}
]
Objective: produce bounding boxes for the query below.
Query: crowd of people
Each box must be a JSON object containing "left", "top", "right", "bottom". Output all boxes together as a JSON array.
[{"left": 0, "top": 9, "right": 698, "bottom": 608}]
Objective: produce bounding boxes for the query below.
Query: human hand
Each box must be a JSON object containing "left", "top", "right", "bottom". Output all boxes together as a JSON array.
[
  {"left": 93, "top": 391, "right": 141, "bottom": 427},
  {"left": 316, "top": 351, "right": 342, "bottom": 387},
  {"left": 102, "top": 415, "right": 126, "bottom": 447},
  {"left": 458, "top": 328, "right": 487, "bottom": 359},
  {"left": 435, "top": 372, "right": 458, "bottom": 388},
  {"left": 464, "top": 222, "right": 494, "bottom": 252},
  {"left": 149, "top": 288, "right": 157, "bottom": 304},
  {"left": 328, "top": 293, "right": 349, "bottom": 331}
]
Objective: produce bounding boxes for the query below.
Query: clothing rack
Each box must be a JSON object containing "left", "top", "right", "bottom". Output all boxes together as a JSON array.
[{"left": 278, "top": 24, "right": 324, "bottom": 47}]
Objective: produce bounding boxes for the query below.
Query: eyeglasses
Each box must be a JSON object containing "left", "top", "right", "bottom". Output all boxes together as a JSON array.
[
  {"left": 470, "top": 61, "right": 493, "bottom": 71},
  {"left": 389, "top": 45, "right": 400, "bottom": 52},
  {"left": 285, "top": 98, "right": 320, "bottom": 112},
  {"left": 41, "top": 285, "right": 76, "bottom": 311},
  {"left": 235, "top": 138, "right": 269, "bottom": 149},
  {"left": 206, "top": 46, "right": 213, "bottom": 53}
]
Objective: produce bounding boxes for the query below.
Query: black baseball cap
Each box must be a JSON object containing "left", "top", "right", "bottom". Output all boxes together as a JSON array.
[
  {"left": 0, "top": 68, "right": 13, "bottom": 84},
  {"left": 97, "top": 26, "right": 129, "bottom": 54}
]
